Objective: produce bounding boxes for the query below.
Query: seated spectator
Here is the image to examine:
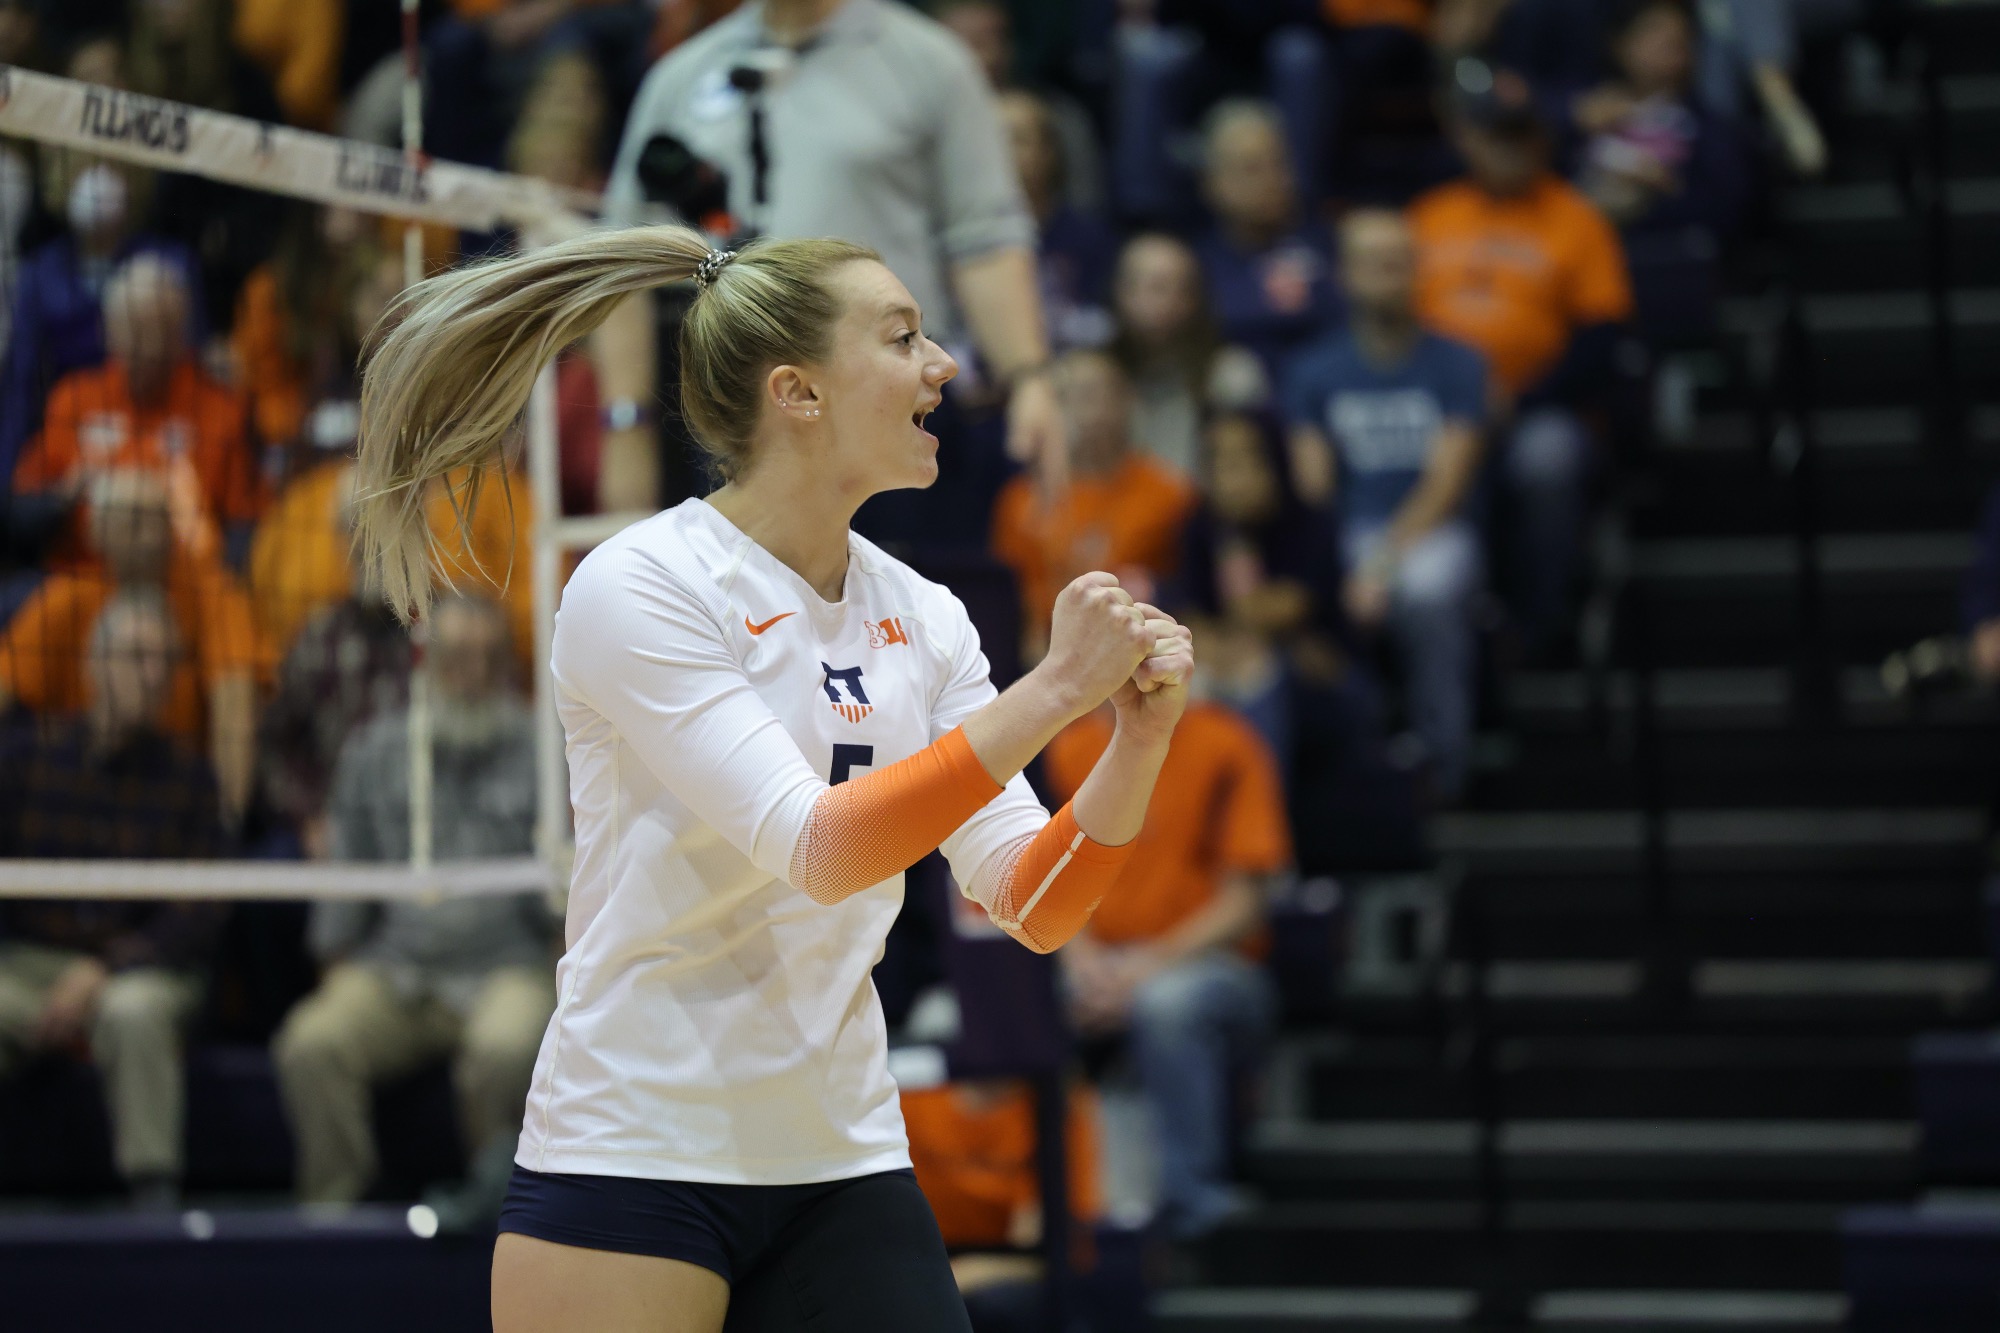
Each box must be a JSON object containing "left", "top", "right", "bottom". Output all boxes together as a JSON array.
[
  {"left": 127, "top": 0, "right": 288, "bottom": 321},
  {"left": 1110, "top": 2, "right": 1338, "bottom": 219},
  {"left": 999, "top": 90, "right": 1118, "bottom": 353},
  {"left": 274, "top": 595, "right": 554, "bottom": 1222},
  {"left": 990, "top": 349, "right": 1196, "bottom": 655},
  {"left": 1192, "top": 100, "right": 1344, "bottom": 378},
  {"left": 13, "top": 255, "right": 263, "bottom": 571},
  {"left": 1178, "top": 411, "right": 1345, "bottom": 771},
  {"left": 505, "top": 52, "right": 611, "bottom": 516},
  {"left": 1410, "top": 71, "right": 1633, "bottom": 658},
  {"left": 1286, "top": 209, "right": 1488, "bottom": 798},
  {"left": 1110, "top": 233, "right": 1270, "bottom": 477},
  {"left": 1572, "top": 0, "right": 1749, "bottom": 343},
  {"left": 0, "top": 589, "right": 227, "bottom": 1207},
  {"left": 943, "top": 0, "right": 1108, "bottom": 215},
  {"left": 902, "top": 1078, "right": 1101, "bottom": 1302},
  {"left": 0, "top": 159, "right": 202, "bottom": 484},
  {"left": 423, "top": 0, "right": 653, "bottom": 173},
  {"left": 230, "top": 207, "right": 388, "bottom": 466},
  {"left": 243, "top": 240, "right": 537, "bottom": 670},
  {"left": 0, "top": 469, "right": 260, "bottom": 823},
  {"left": 231, "top": 0, "right": 344, "bottom": 130},
  {"left": 250, "top": 448, "right": 539, "bottom": 678},
  {"left": 1964, "top": 485, "right": 2000, "bottom": 686},
  {"left": 1043, "top": 693, "right": 1291, "bottom": 1242},
  {"left": 257, "top": 470, "right": 412, "bottom": 860}
]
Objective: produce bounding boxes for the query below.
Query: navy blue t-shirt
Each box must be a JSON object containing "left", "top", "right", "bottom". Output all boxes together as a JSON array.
[
  {"left": 1194, "top": 226, "right": 1343, "bottom": 376},
  {"left": 1283, "top": 330, "right": 1488, "bottom": 526}
]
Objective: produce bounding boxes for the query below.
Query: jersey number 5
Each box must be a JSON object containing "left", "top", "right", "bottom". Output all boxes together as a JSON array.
[{"left": 830, "top": 744, "right": 875, "bottom": 786}]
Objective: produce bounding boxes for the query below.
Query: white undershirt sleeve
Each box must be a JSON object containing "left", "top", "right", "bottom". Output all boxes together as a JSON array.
[{"left": 552, "top": 545, "right": 826, "bottom": 884}]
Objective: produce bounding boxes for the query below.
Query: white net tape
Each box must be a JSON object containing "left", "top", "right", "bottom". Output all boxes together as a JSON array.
[{"left": 0, "top": 64, "right": 600, "bottom": 232}]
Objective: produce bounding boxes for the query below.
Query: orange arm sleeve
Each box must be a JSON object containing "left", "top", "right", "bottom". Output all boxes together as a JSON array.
[
  {"left": 976, "top": 804, "right": 1135, "bottom": 955},
  {"left": 788, "top": 726, "right": 1006, "bottom": 906}
]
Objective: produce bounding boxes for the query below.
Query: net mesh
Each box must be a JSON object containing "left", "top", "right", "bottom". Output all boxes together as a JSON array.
[{"left": 0, "top": 69, "right": 575, "bottom": 903}]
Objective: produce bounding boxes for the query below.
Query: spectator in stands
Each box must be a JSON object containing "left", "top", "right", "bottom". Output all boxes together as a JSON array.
[
  {"left": 1043, "top": 690, "right": 1291, "bottom": 1243},
  {"left": 424, "top": 0, "right": 653, "bottom": 174},
  {"left": 1109, "top": 232, "right": 1269, "bottom": 478},
  {"left": 902, "top": 1078, "right": 1101, "bottom": 1315},
  {"left": 1286, "top": 208, "right": 1488, "bottom": 798},
  {"left": 599, "top": 0, "right": 1063, "bottom": 542},
  {"left": 1193, "top": 100, "right": 1343, "bottom": 378},
  {"left": 505, "top": 52, "right": 612, "bottom": 515},
  {"left": 229, "top": 207, "right": 385, "bottom": 472},
  {"left": 991, "top": 348, "right": 1196, "bottom": 656},
  {"left": 231, "top": 0, "right": 344, "bottom": 130},
  {"left": 257, "top": 470, "right": 411, "bottom": 861},
  {"left": 1410, "top": 70, "right": 1633, "bottom": 659},
  {"left": 242, "top": 245, "right": 537, "bottom": 670},
  {"left": 0, "top": 468, "right": 260, "bottom": 824},
  {"left": 1572, "top": 0, "right": 1750, "bottom": 344},
  {"left": 1177, "top": 411, "right": 1345, "bottom": 772},
  {"left": 12, "top": 255, "right": 262, "bottom": 571},
  {"left": 999, "top": 90, "right": 1117, "bottom": 355},
  {"left": 940, "top": 0, "right": 1106, "bottom": 215},
  {"left": 0, "top": 160, "right": 202, "bottom": 486},
  {"left": 0, "top": 589, "right": 227, "bottom": 1207},
  {"left": 1963, "top": 486, "right": 2000, "bottom": 685},
  {"left": 126, "top": 0, "right": 290, "bottom": 323},
  {"left": 274, "top": 594, "right": 554, "bottom": 1221},
  {"left": 1109, "top": 1, "right": 1335, "bottom": 220}
]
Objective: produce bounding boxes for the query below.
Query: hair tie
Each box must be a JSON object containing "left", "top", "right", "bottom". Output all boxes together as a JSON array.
[{"left": 693, "top": 248, "right": 737, "bottom": 290}]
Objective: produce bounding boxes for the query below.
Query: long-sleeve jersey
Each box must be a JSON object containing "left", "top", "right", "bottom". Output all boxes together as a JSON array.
[{"left": 517, "top": 498, "right": 1114, "bottom": 1185}]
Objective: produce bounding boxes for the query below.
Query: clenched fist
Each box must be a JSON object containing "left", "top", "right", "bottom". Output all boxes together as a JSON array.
[{"left": 1043, "top": 571, "right": 1155, "bottom": 709}]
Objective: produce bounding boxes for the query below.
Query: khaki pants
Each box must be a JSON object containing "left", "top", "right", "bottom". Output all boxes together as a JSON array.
[
  {"left": 0, "top": 944, "right": 202, "bottom": 1182},
  {"left": 273, "top": 962, "right": 553, "bottom": 1204}
]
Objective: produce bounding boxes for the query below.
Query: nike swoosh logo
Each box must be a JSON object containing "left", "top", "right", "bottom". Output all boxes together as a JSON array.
[{"left": 745, "top": 612, "right": 796, "bottom": 636}]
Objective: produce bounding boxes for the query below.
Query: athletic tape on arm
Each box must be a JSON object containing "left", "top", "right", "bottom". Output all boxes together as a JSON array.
[{"left": 0, "top": 64, "right": 599, "bottom": 231}]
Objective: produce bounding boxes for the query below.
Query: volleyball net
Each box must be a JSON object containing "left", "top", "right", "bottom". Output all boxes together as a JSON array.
[{"left": 0, "top": 63, "right": 638, "bottom": 902}]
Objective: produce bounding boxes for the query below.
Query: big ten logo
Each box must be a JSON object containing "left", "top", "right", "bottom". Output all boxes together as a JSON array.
[
  {"left": 820, "top": 663, "right": 872, "bottom": 723},
  {"left": 866, "top": 617, "right": 909, "bottom": 649}
]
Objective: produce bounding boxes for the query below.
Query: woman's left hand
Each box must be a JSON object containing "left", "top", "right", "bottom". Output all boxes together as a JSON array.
[{"left": 1110, "top": 603, "right": 1193, "bottom": 741}]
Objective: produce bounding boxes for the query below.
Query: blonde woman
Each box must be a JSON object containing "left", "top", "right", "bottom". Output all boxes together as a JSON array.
[{"left": 353, "top": 227, "right": 1195, "bottom": 1333}]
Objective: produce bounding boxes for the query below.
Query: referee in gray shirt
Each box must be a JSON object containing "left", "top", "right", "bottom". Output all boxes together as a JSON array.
[{"left": 591, "top": 0, "right": 1065, "bottom": 534}]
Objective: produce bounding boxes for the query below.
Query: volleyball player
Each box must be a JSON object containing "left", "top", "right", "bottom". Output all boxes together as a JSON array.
[{"left": 352, "top": 226, "right": 1196, "bottom": 1332}]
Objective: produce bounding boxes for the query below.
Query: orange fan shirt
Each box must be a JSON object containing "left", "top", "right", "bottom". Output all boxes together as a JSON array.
[
  {"left": 1042, "top": 702, "right": 1292, "bottom": 949},
  {"left": 13, "top": 361, "right": 265, "bottom": 569},
  {"left": 990, "top": 453, "right": 1195, "bottom": 637},
  {"left": 901, "top": 1081, "right": 1101, "bottom": 1251},
  {"left": 1408, "top": 174, "right": 1635, "bottom": 395},
  {"left": 0, "top": 551, "right": 261, "bottom": 741},
  {"left": 247, "top": 460, "right": 539, "bottom": 673}
]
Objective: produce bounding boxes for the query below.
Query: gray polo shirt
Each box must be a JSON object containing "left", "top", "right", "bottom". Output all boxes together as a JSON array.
[{"left": 605, "top": 0, "right": 1035, "bottom": 344}]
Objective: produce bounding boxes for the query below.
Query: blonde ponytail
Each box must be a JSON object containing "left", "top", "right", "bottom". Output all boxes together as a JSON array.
[
  {"left": 354, "top": 224, "right": 879, "bottom": 626},
  {"left": 354, "top": 224, "right": 709, "bottom": 625}
]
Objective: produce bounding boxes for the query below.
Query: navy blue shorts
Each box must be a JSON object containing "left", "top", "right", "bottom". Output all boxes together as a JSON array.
[{"left": 498, "top": 1165, "right": 972, "bottom": 1331}]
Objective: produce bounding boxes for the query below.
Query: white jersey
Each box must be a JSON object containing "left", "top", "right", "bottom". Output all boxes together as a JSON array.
[{"left": 516, "top": 498, "right": 1050, "bottom": 1185}]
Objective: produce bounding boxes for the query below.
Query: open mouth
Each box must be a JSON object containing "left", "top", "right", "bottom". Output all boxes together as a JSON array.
[{"left": 912, "top": 404, "right": 938, "bottom": 433}]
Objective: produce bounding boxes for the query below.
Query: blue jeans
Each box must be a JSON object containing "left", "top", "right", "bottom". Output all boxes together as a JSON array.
[
  {"left": 1344, "top": 519, "right": 1482, "bottom": 798},
  {"left": 1130, "top": 950, "right": 1276, "bottom": 1239}
]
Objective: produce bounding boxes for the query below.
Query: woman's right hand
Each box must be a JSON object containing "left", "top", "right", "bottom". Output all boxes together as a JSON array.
[{"left": 1041, "top": 571, "right": 1154, "bottom": 714}]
